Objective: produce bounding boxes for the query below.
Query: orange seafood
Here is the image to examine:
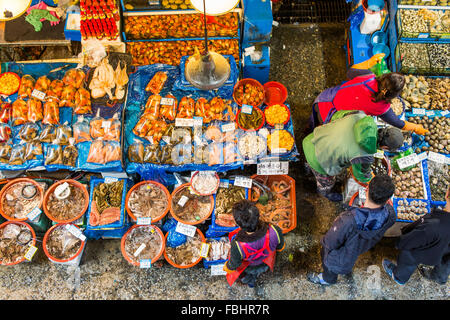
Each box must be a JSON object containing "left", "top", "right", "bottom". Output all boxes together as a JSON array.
[
  {"left": 34, "top": 76, "right": 51, "bottom": 93},
  {"left": 59, "top": 85, "right": 77, "bottom": 107},
  {"left": 145, "top": 71, "right": 168, "bottom": 95},
  {"left": 86, "top": 140, "right": 106, "bottom": 163},
  {"left": 159, "top": 94, "right": 177, "bottom": 121},
  {"left": 63, "top": 69, "right": 86, "bottom": 89},
  {"left": 89, "top": 201, "right": 121, "bottom": 226},
  {"left": 0, "top": 102, "right": 11, "bottom": 124},
  {"left": 17, "top": 75, "right": 35, "bottom": 98},
  {"left": 142, "top": 94, "right": 161, "bottom": 120},
  {"left": 46, "top": 79, "right": 64, "bottom": 100},
  {"left": 234, "top": 82, "right": 265, "bottom": 107},
  {"left": 177, "top": 96, "right": 195, "bottom": 118},
  {"left": 12, "top": 98, "right": 28, "bottom": 126},
  {"left": 27, "top": 98, "right": 43, "bottom": 123},
  {"left": 74, "top": 87, "right": 92, "bottom": 114},
  {"left": 43, "top": 99, "right": 59, "bottom": 125}
]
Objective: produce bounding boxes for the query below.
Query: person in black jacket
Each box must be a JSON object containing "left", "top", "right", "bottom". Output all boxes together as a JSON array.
[
  {"left": 307, "top": 174, "right": 396, "bottom": 285},
  {"left": 382, "top": 187, "right": 450, "bottom": 285}
]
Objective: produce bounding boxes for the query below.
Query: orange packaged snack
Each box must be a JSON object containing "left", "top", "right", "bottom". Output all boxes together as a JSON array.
[
  {"left": 142, "top": 94, "right": 161, "bottom": 120},
  {"left": 34, "top": 76, "right": 51, "bottom": 93},
  {"left": 27, "top": 98, "right": 43, "bottom": 123},
  {"left": 12, "top": 98, "right": 28, "bottom": 126},
  {"left": 59, "top": 85, "right": 77, "bottom": 107},
  {"left": 43, "top": 98, "right": 59, "bottom": 125},
  {"left": 0, "top": 102, "right": 12, "bottom": 124},
  {"left": 63, "top": 69, "right": 86, "bottom": 89},
  {"left": 133, "top": 115, "right": 168, "bottom": 144},
  {"left": 177, "top": 96, "right": 195, "bottom": 118},
  {"left": 145, "top": 71, "right": 168, "bottom": 94},
  {"left": 159, "top": 94, "right": 177, "bottom": 121},
  {"left": 46, "top": 79, "right": 64, "bottom": 100},
  {"left": 18, "top": 75, "right": 35, "bottom": 98},
  {"left": 74, "top": 87, "right": 92, "bottom": 114}
]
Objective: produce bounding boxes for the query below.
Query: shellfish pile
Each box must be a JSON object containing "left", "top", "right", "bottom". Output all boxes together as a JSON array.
[
  {"left": 401, "top": 75, "right": 450, "bottom": 111},
  {"left": 399, "top": 43, "right": 430, "bottom": 71},
  {"left": 396, "top": 199, "right": 429, "bottom": 221},
  {"left": 0, "top": 223, "right": 33, "bottom": 265},
  {"left": 393, "top": 166, "right": 426, "bottom": 199},
  {"left": 408, "top": 116, "right": 450, "bottom": 154},
  {"left": 46, "top": 184, "right": 87, "bottom": 221},
  {"left": 427, "top": 160, "right": 450, "bottom": 202}
]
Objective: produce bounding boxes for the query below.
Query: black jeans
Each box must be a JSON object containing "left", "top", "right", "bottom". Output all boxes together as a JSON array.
[
  {"left": 394, "top": 251, "right": 450, "bottom": 284},
  {"left": 321, "top": 248, "right": 338, "bottom": 284}
]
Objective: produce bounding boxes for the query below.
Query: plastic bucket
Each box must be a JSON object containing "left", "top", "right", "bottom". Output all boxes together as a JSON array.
[
  {"left": 372, "top": 43, "right": 390, "bottom": 58},
  {"left": 263, "top": 81, "right": 288, "bottom": 105},
  {"left": 169, "top": 183, "right": 214, "bottom": 225},
  {"left": 125, "top": 180, "right": 170, "bottom": 223},
  {"left": 0, "top": 220, "right": 37, "bottom": 266},
  {"left": 349, "top": 191, "right": 393, "bottom": 207},
  {"left": 236, "top": 106, "right": 265, "bottom": 132},
  {"left": 190, "top": 171, "right": 220, "bottom": 196},
  {"left": 163, "top": 228, "right": 205, "bottom": 269},
  {"left": 249, "top": 174, "right": 297, "bottom": 234},
  {"left": 121, "top": 224, "right": 165, "bottom": 267},
  {"left": 363, "top": 0, "right": 384, "bottom": 13},
  {"left": 42, "top": 179, "right": 89, "bottom": 224},
  {"left": 0, "top": 178, "right": 44, "bottom": 222},
  {"left": 42, "top": 223, "right": 86, "bottom": 266},
  {"left": 232, "top": 78, "right": 265, "bottom": 108}
]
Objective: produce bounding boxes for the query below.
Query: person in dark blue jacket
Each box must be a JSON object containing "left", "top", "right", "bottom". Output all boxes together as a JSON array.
[
  {"left": 308, "top": 174, "right": 396, "bottom": 285},
  {"left": 382, "top": 187, "right": 450, "bottom": 285}
]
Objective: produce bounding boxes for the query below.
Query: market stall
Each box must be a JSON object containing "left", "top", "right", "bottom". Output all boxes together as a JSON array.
[
  {"left": 0, "top": 0, "right": 300, "bottom": 273},
  {"left": 344, "top": 0, "right": 449, "bottom": 227}
]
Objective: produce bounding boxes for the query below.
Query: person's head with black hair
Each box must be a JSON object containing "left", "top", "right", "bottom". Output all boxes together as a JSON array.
[
  {"left": 232, "top": 199, "right": 260, "bottom": 232},
  {"left": 377, "top": 127, "right": 404, "bottom": 152},
  {"left": 367, "top": 174, "right": 395, "bottom": 206},
  {"left": 372, "top": 72, "right": 406, "bottom": 103}
]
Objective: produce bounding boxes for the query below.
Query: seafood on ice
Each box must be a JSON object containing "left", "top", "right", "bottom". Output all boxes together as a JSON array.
[{"left": 127, "top": 183, "right": 169, "bottom": 220}]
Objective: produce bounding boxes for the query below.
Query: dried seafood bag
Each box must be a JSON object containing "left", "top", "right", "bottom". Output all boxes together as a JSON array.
[
  {"left": 159, "top": 93, "right": 177, "bottom": 121},
  {"left": 43, "top": 180, "right": 89, "bottom": 223},
  {"left": 43, "top": 98, "right": 60, "bottom": 125},
  {"left": 46, "top": 79, "right": 64, "bottom": 100},
  {"left": 102, "top": 113, "right": 121, "bottom": 141},
  {"left": 74, "top": 87, "right": 92, "bottom": 115},
  {"left": 86, "top": 178, "right": 129, "bottom": 232},
  {"left": 204, "top": 237, "right": 231, "bottom": 264},
  {"left": 164, "top": 228, "right": 205, "bottom": 268},
  {"left": 0, "top": 142, "right": 12, "bottom": 164},
  {"left": 26, "top": 98, "right": 43, "bottom": 123},
  {"left": 0, "top": 221, "right": 36, "bottom": 265},
  {"left": 125, "top": 181, "right": 170, "bottom": 223},
  {"left": 11, "top": 98, "right": 28, "bottom": 126},
  {"left": 59, "top": 84, "right": 77, "bottom": 108},
  {"left": 0, "top": 102, "right": 12, "bottom": 124},
  {"left": 0, "top": 123, "right": 12, "bottom": 143},
  {"left": 61, "top": 138, "right": 78, "bottom": 169},
  {"left": 24, "top": 140, "right": 43, "bottom": 163},
  {"left": 170, "top": 184, "right": 214, "bottom": 225},
  {"left": 43, "top": 224, "right": 86, "bottom": 264},
  {"left": 121, "top": 225, "right": 165, "bottom": 266},
  {"left": 63, "top": 68, "right": 86, "bottom": 90},
  {"left": 34, "top": 75, "right": 51, "bottom": 93},
  {"left": 0, "top": 178, "right": 44, "bottom": 222},
  {"left": 38, "top": 124, "right": 56, "bottom": 143},
  {"left": 73, "top": 116, "right": 92, "bottom": 144},
  {"left": 44, "top": 139, "right": 63, "bottom": 167},
  {"left": 128, "top": 139, "right": 145, "bottom": 163},
  {"left": 8, "top": 142, "right": 26, "bottom": 167},
  {"left": 145, "top": 71, "right": 168, "bottom": 95},
  {"left": 17, "top": 75, "right": 35, "bottom": 99},
  {"left": 55, "top": 122, "right": 73, "bottom": 146},
  {"left": 16, "top": 122, "right": 40, "bottom": 143}
]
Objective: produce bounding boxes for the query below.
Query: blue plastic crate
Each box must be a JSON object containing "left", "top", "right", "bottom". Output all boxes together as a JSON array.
[
  {"left": 393, "top": 197, "right": 431, "bottom": 223},
  {"left": 85, "top": 177, "right": 131, "bottom": 236},
  {"left": 425, "top": 155, "right": 450, "bottom": 203},
  {"left": 202, "top": 236, "right": 230, "bottom": 269}
]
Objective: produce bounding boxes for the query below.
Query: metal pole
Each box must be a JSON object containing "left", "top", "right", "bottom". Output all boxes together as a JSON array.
[{"left": 203, "top": 0, "right": 208, "bottom": 54}]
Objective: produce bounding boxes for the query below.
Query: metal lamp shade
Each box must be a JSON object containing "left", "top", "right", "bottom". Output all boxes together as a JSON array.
[
  {"left": 185, "top": 51, "right": 231, "bottom": 90},
  {"left": 189, "top": 0, "right": 239, "bottom": 16}
]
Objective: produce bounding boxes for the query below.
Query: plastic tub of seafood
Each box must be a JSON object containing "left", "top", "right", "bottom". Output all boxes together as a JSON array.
[
  {"left": 121, "top": 224, "right": 165, "bottom": 267},
  {"left": 190, "top": 171, "right": 220, "bottom": 196},
  {"left": 249, "top": 174, "right": 297, "bottom": 234},
  {"left": 43, "top": 179, "right": 89, "bottom": 224},
  {"left": 125, "top": 181, "right": 170, "bottom": 224},
  {"left": 169, "top": 183, "right": 214, "bottom": 225},
  {"left": 0, "top": 221, "right": 36, "bottom": 266},
  {"left": 236, "top": 106, "right": 265, "bottom": 132},
  {"left": 264, "top": 104, "right": 291, "bottom": 127},
  {"left": 233, "top": 78, "right": 265, "bottom": 108},
  {"left": 0, "top": 178, "right": 44, "bottom": 222},
  {"left": 163, "top": 228, "right": 205, "bottom": 269},
  {"left": 43, "top": 223, "right": 86, "bottom": 266}
]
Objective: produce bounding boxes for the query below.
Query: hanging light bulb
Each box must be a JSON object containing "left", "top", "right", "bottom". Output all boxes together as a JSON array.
[
  {"left": 0, "top": 0, "right": 32, "bottom": 21},
  {"left": 184, "top": 0, "right": 239, "bottom": 90}
]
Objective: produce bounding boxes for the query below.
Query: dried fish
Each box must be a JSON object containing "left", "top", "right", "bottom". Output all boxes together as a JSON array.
[
  {"left": 127, "top": 183, "right": 168, "bottom": 220},
  {"left": 124, "top": 226, "right": 163, "bottom": 264},
  {"left": 45, "top": 225, "right": 82, "bottom": 260},
  {"left": 165, "top": 233, "right": 202, "bottom": 266}
]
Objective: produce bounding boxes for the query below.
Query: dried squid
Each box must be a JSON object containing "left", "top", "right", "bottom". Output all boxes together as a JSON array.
[
  {"left": 45, "top": 224, "right": 82, "bottom": 260},
  {"left": 124, "top": 226, "right": 163, "bottom": 265},
  {"left": 46, "top": 183, "right": 87, "bottom": 221},
  {"left": 165, "top": 233, "right": 202, "bottom": 266},
  {"left": 127, "top": 183, "right": 168, "bottom": 220}
]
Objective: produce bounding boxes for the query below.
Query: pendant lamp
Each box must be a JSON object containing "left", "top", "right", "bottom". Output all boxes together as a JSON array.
[{"left": 184, "top": 0, "right": 239, "bottom": 90}]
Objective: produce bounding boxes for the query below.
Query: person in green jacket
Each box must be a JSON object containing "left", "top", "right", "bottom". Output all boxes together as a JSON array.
[{"left": 302, "top": 110, "right": 404, "bottom": 202}]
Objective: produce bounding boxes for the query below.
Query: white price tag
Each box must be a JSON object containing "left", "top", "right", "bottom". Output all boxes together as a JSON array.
[
  {"left": 241, "top": 104, "right": 253, "bottom": 114},
  {"left": 396, "top": 153, "right": 420, "bottom": 170},
  {"left": 65, "top": 224, "right": 86, "bottom": 241},
  {"left": 417, "top": 152, "right": 428, "bottom": 161},
  {"left": 102, "top": 121, "right": 111, "bottom": 129},
  {"left": 219, "top": 179, "right": 230, "bottom": 188},
  {"left": 418, "top": 33, "right": 429, "bottom": 39},
  {"left": 139, "top": 259, "right": 152, "bottom": 269},
  {"left": 257, "top": 161, "right": 289, "bottom": 175},
  {"left": 272, "top": 20, "right": 280, "bottom": 27},
  {"left": 426, "top": 111, "right": 435, "bottom": 117},
  {"left": 243, "top": 159, "right": 256, "bottom": 165},
  {"left": 193, "top": 116, "right": 203, "bottom": 127},
  {"left": 412, "top": 108, "right": 426, "bottom": 115},
  {"left": 271, "top": 148, "right": 287, "bottom": 155},
  {"left": 234, "top": 176, "right": 252, "bottom": 188},
  {"left": 428, "top": 151, "right": 447, "bottom": 164},
  {"left": 134, "top": 243, "right": 147, "bottom": 257},
  {"left": 54, "top": 182, "right": 70, "bottom": 198},
  {"left": 374, "top": 149, "right": 384, "bottom": 159},
  {"left": 441, "top": 110, "right": 449, "bottom": 116},
  {"left": 200, "top": 242, "right": 210, "bottom": 258},
  {"left": 136, "top": 217, "right": 152, "bottom": 225},
  {"left": 221, "top": 122, "right": 235, "bottom": 132},
  {"left": 31, "top": 89, "right": 46, "bottom": 101},
  {"left": 104, "top": 177, "right": 119, "bottom": 184},
  {"left": 210, "top": 263, "right": 227, "bottom": 276},
  {"left": 175, "top": 118, "right": 194, "bottom": 127},
  {"left": 178, "top": 195, "right": 189, "bottom": 207},
  {"left": 27, "top": 207, "right": 41, "bottom": 222},
  {"left": 175, "top": 222, "right": 197, "bottom": 238},
  {"left": 24, "top": 245, "right": 38, "bottom": 261},
  {"left": 160, "top": 97, "right": 175, "bottom": 106}
]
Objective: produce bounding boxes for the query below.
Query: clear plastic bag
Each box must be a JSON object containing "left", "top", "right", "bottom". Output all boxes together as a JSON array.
[
  {"left": 59, "top": 85, "right": 77, "bottom": 108},
  {"left": 46, "top": 79, "right": 64, "bottom": 100},
  {"left": 9, "top": 143, "right": 26, "bottom": 165},
  {"left": 39, "top": 125, "right": 56, "bottom": 143},
  {"left": 24, "top": 141, "right": 43, "bottom": 161},
  {"left": 43, "top": 98, "right": 60, "bottom": 125},
  {"left": 103, "top": 113, "right": 121, "bottom": 141},
  {"left": 0, "top": 102, "right": 12, "bottom": 124},
  {"left": 18, "top": 75, "right": 35, "bottom": 99},
  {"left": 177, "top": 96, "right": 195, "bottom": 118},
  {"left": 73, "top": 116, "right": 91, "bottom": 143},
  {"left": 89, "top": 110, "right": 104, "bottom": 139},
  {"left": 159, "top": 94, "right": 177, "bottom": 121},
  {"left": 55, "top": 122, "right": 73, "bottom": 145},
  {"left": 27, "top": 98, "right": 43, "bottom": 123},
  {"left": 145, "top": 71, "right": 168, "bottom": 95},
  {"left": 34, "top": 76, "right": 51, "bottom": 93},
  {"left": 62, "top": 138, "right": 78, "bottom": 167},
  {"left": 104, "top": 141, "right": 122, "bottom": 163},
  {"left": 143, "top": 144, "right": 161, "bottom": 164},
  {"left": 74, "top": 87, "right": 92, "bottom": 114},
  {"left": 143, "top": 94, "right": 161, "bottom": 120},
  {"left": 18, "top": 122, "right": 39, "bottom": 142},
  {"left": 128, "top": 139, "right": 144, "bottom": 163},
  {"left": 11, "top": 98, "right": 28, "bottom": 126},
  {"left": 45, "top": 140, "right": 63, "bottom": 165},
  {"left": 0, "top": 142, "right": 11, "bottom": 163},
  {"left": 0, "top": 123, "right": 12, "bottom": 143},
  {"left": 63, "top": 69, "right": 86, "bottom": 89},
  {"left": 86, "top": 139, "right": 105, "bottom": 164}
]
